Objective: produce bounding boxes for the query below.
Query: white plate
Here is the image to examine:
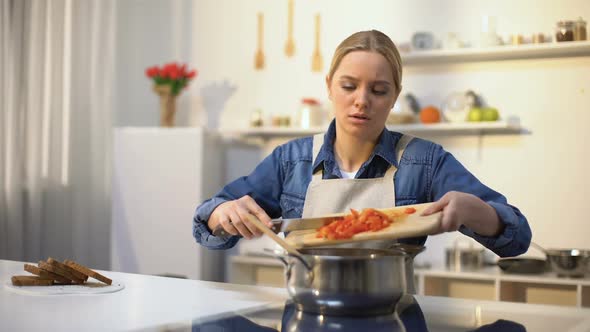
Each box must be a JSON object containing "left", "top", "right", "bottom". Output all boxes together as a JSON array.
[{"left": 3, "top": 280, "right": 125, "bottom": 296}]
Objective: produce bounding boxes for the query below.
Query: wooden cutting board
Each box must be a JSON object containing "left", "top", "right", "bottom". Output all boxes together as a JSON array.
[{"left": 285, "top": 203, "right": 441, "bottom": 248}]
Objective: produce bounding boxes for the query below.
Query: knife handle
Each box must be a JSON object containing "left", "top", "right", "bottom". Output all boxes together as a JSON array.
[
  {"left": 212, "top": 222, "right": 280, "bottom": 237},
  {"left": 212, "top": 225, "right": 232, "bottom": 237}
]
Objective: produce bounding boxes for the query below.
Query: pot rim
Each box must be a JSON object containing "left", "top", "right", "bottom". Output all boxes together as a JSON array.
[{"left": 294, "top": 247, "right": 408, "bottom": 261}]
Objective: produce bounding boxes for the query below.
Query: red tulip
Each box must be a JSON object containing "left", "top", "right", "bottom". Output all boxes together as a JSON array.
[
  {"left": 145, "top": 66, "right": 159, "bottom": 78},
  {"left": 187, "top": 70, "right": 197, "bottom": 79}
]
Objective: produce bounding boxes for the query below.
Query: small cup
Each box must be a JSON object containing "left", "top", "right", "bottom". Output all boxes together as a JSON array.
[
  {"left": 532, "top": 33, "right": 545, "bottom": 44},
  {"left": 511, "top": 34, "right": 524, "bottom": 45}
]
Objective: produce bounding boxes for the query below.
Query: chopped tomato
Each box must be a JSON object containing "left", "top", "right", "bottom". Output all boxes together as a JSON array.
[
  {"left": 404, "top": 207, "right": 416, "bottom": 214},
  {"left": 315, "top": 207, "right": 414, "bottom": 240}
]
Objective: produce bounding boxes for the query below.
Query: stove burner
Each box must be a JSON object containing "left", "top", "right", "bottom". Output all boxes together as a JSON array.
[{"left": 189, "top": 295, "right": 527, "bottom": 332}]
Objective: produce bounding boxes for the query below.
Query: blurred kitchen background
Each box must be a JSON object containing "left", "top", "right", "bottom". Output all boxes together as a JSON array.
[{"left": 2, "top": 0, "right": 590, "bottom": 308}]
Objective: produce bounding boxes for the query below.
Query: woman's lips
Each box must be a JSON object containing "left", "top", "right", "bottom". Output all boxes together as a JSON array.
[{"left": 349, "top": 113, "right": 370, "bottom": 124}]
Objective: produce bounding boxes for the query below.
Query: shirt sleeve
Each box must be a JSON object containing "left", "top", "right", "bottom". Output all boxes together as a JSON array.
[
  {"left": 429, "top": 144, "right": 532, "bottom": 257},
  {"left": 192, "top": 145, "right": 285, "bottom": 250}
]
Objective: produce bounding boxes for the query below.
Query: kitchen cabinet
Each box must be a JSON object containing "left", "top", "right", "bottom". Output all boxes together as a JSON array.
[
  {"left": 230, "top": 255, "right": 590, "bottom": 308},
  {"left": 111, "top": 127, "right": 225, "bottom": 281}
]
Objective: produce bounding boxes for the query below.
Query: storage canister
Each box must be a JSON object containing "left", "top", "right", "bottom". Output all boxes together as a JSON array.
[
  {"left": 555, "top": 21, "right": 575, "bottom": 42},
  {"left": 574, "top": 17, "right": 587, "bottom": 41}
]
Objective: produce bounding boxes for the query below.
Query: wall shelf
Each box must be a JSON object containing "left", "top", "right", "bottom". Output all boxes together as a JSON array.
[
  {"left": 401, "top": 41, "right": 590, "bottom": 65},
  {"left": 223, "top": 118, "right": 526, "bottom": 141}
]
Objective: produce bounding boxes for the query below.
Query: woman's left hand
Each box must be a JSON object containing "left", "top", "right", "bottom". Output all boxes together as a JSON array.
[{"left": 421, "top": 191, "right": 504, "bottom": 237}]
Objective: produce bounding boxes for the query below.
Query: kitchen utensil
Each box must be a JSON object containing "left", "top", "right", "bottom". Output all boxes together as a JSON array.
[
  {"left": 497, "top": 257, "right": 548, "bottom": 274},
  {"left": 244, "top": 214, "right": 310, "bottom": 271},
  {"left": 531, "top": 242, "right": 590, "bottom": 278},
  {"left": 255, "top": 12, "right": 265, "bottom": 70},
  {"left": 545, "top": 249, "right": 590, "bottom": 278},
  {"left": 442, "top": 91, "right": 471, "bottom": 123},
  {"left": 212, "top": 215, "right": 338, "bottom": 237},
  {"left": 445, "top": 238, "right": 485, "bottom": 271},
  {"left": 411, "top": 32, "right": 435, "bottom": 50},
  {"left": 269, "top": 247, "right": 408, "bottom": 316},
  {"left": 285, "top": 203, "right": 441, "bottom": 248},
  {"left": 311, "top": 14, "right": 323, "bottom": 72},
  {"left": 284, "top": 0, "right": 295, "bottom": 57}
]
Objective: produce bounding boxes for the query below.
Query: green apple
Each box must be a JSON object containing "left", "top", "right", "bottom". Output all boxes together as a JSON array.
[
  {"left": 482, "top": 107, "right": 499, "bottom": 121},
  {"left": 467, "top": 107, "right": 483, "bottom": 122}
]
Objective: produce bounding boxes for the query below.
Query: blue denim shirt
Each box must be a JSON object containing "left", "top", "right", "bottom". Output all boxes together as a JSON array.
[{"left": 193, "top": 120, "right": 531, "bottom": 257}]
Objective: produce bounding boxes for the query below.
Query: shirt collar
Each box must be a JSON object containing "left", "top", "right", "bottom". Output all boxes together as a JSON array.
[{"left": 312, "top": 120, "right": 402, "bottom": 173}]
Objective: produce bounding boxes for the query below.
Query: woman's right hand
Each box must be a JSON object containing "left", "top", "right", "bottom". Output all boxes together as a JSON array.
[{"left": 207, "top": 195, "right": 273, "bottom": 239}]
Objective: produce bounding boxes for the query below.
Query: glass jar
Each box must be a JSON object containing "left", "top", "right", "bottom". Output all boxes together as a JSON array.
[
  {"left": 555, "top": 21, "right": 575, "bottom": 42},
  {"left": 250, "top": 109, "right": 263, "bottom": 127},
  {"left": 293, "top": 98, "right": 323, "bottom": 129},
  {"left": 574, "top": 17, "right": 587, "bottom": 41}
]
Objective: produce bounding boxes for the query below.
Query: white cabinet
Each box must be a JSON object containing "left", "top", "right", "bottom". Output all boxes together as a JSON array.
[
  {"left": 111, "top": 127, "right": 224, "bottom": 281},
  {"left": 230, "top": 255, "right": 590, "bottom": 308}
]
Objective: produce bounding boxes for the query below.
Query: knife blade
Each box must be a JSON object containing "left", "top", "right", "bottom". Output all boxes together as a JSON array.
[{"left": 212, "top": 215, "right": 339, "bottom": 237}]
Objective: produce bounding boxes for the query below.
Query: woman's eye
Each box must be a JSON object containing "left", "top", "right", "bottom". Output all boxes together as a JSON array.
[
  {"left": 341, "top": 85, "right": 355, "bottom": 91},
  {"left": 373, "top": 90, "right": 388, "bottom": 95}
]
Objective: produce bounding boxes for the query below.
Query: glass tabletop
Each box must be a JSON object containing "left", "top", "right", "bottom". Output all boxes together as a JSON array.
[{"left": 180, "top": 294, "right": 575, "bottom": 332}]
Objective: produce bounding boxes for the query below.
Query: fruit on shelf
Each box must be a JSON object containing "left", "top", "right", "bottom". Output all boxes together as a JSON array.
[
  {"left": 482, "top": 107, "right": 499, "bottom": 121},
  {"left": 467, "top": 107, "right": 499, "bottom": 122},
  {"left": 419, "top": 106, "right": 441, "bottom": 124},
  {"left": 467, "top": 107, "right": 483, "bottom": 122}
]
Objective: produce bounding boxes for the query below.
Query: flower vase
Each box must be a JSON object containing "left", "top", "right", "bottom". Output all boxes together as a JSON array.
[{"left": 154, "top": 85, "right": 177, "bottom": 127}]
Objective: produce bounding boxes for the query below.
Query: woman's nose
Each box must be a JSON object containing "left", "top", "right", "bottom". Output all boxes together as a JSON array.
[{"left": 354, "top": 89, "right": 369, "bottom": 109}]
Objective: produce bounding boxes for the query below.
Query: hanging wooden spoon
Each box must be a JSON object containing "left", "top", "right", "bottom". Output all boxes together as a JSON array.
[
  {"left": 254, "top": 12, "right": 265, "bottom": 70},
  {"left": 284, "top": 0, "right": 296, "bottom": 57},
  {"left": 311, "top": 13, "right": 323, "bottom": 72}
]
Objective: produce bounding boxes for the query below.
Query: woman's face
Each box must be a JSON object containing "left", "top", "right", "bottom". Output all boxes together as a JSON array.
[{"left": 327, "top": 51, "right": 399, "bottom": 142}]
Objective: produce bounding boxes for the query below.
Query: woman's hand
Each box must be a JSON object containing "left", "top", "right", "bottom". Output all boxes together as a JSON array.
[
  {"left": 207, "top": 195, "right": 273, "bottom": 239},
  {"left": 421, "top": 191, "right": 505, "bottom": 237}
]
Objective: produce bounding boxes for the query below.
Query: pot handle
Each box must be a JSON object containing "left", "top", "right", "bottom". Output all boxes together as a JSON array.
[
  {"left": 262, "top": 248, "right": 289, "bottom": 267},
  {"left": 263, "top": 248, "right": 314, "bottom": 285}
]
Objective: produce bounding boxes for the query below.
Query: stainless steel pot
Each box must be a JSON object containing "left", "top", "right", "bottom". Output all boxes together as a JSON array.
[
  {"left": 445, "top": 239, "right": 485, "bottom": 271},
  {"left": 530, "top": 242, "right": 590, "bottom": 278},
  {"left": 273, "top": 247, "right": 408, "bottom": 316},
  {"left": 545, "top": 249, "right": 590, "bottom": 278},
  {"left": 388, "top": 243, "right": 426, "bottom": 294}
]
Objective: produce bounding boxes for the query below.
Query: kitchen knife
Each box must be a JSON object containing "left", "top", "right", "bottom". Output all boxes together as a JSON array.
[{"left": 212, "top": 215, "right": 338, "bottom": 237}]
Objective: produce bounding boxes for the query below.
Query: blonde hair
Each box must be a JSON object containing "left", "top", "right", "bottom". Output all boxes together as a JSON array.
[{"left": 328, "top": 30, "right": 402, "bottom": 92}]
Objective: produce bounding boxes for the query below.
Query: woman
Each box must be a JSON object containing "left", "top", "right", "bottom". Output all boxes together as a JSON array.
[{"left": 193, "top": 30, "right": 531, "bottom": 257}]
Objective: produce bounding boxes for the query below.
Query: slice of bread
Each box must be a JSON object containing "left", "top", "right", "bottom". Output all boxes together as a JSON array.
[
  {"left": 47, "top": 258, "right": 88, "bottom": 282},
  {"left": 64, "top": 259, "right": 112, "bottom": 285},
  {"left": 38, "top": 261, "right": 84, "bottom": 284},
  {"left": 24, "top": 263, "right": 71, "bottom": 284},
  {"left": 11, "top": 275, "right": 54, "bottom": 286}
]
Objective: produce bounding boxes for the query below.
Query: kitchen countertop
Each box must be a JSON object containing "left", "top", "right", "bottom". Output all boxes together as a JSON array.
[{"left": 1, "top": 259, "right": 590, "bottom": 331}]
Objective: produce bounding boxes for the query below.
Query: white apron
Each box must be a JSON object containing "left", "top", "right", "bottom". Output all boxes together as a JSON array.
[{"left": 301, "top": 133, "right": 413, "bottom": 249}]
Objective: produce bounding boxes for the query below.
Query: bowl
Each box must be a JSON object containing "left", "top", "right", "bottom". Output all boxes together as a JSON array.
[{"left": 545, "top": 249, "right": 590, "bottom": 278}]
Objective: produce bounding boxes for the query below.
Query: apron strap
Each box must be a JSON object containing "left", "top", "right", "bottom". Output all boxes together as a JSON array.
[
  {"left": 395, "top": 134, "right": 414, "bottom": 165},
  {"left": 311, "top": 133, "right": 325, "bottom": 180}
]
